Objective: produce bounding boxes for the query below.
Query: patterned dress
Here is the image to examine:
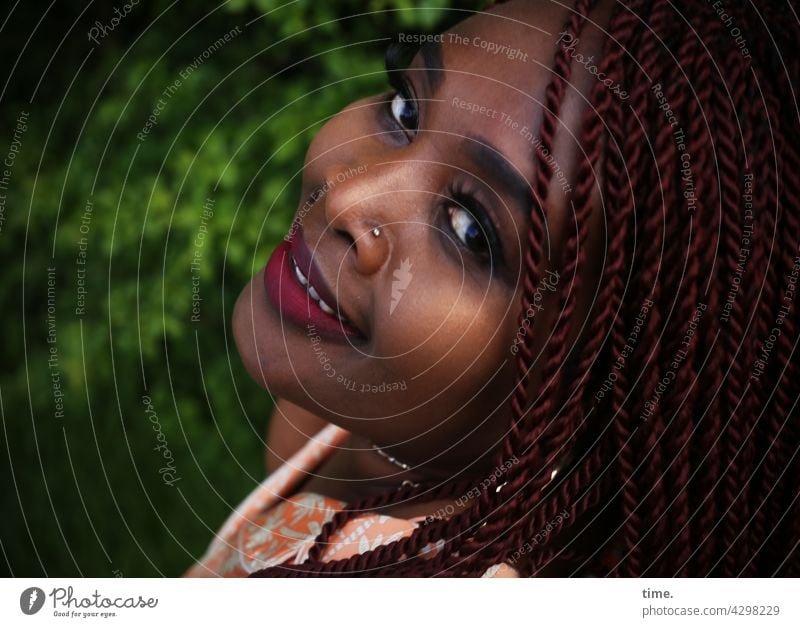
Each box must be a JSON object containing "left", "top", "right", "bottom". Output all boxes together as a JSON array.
[{"left": 185, "top": 424, "right": 517, "bottom": 577}]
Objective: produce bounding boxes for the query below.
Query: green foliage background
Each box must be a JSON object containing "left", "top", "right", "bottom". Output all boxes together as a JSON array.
[{"left": 0, "top": 0, "right": 481, "bottom": 576}]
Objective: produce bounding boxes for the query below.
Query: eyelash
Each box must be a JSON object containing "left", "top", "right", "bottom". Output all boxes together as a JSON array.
[
  {"left": 445, "top": 182, "right": 504, "bottom": 268},
  {"left": 386, "top": 80, "right": 418, "bottom": 137},
  {"left": 387, "top": 67, "right": 411, "bottom": 99}
]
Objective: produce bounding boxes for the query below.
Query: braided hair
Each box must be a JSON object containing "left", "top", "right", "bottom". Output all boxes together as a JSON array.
[{"left": 251, "top": 0, "right": 800, "bottom": 577}]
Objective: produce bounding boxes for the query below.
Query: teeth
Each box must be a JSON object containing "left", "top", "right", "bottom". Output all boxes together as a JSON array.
[
  {"left": 291, "top": 255, "right": 350, "bottom": 324},
  {"left": 293, "top": 261, "right": 308, "bottom": 286},
  {"left": 319, "top": 297, "right": 349, "bottom": 323},
  {"left": 321, "top": 298, "right": 349, "bottom": 323}
]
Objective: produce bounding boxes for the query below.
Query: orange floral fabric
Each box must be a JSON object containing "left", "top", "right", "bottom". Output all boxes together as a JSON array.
[{"left": 186, "top": 424, "right": 517, "bottom": 578}]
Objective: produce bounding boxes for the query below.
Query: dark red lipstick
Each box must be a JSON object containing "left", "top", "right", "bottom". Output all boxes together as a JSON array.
[{"left": 263, "top": 227, "right": 365, "bottom": 342}]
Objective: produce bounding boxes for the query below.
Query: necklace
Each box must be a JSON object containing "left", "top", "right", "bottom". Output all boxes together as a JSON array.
[{"left": 372, "top": 443, "right": 413, "bottom": 471}]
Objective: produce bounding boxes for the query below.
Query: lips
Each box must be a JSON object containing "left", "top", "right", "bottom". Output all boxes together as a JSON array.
[{"left": 263, "top": 227, "right": 365, "bottom": 342}]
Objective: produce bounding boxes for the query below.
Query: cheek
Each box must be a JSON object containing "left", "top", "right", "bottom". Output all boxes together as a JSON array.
[
  {"left": 377, "top": 274, "right": 516, "bottom": 390},
  {"left": 303, "top": 99, "right": 375, "bottom": 172}
]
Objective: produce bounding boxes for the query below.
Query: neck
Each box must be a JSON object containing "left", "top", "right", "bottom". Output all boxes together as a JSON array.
[{"left": 302, "top": 430, "right": 500, "bottom": 506}]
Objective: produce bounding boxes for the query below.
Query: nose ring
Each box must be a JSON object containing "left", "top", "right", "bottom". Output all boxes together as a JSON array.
[{"left": 371, "top": 227, "right": 381, "bottom": 238}]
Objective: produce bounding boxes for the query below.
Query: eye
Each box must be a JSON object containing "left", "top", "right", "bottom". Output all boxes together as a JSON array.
[
  {"left": 389, "top": 89, "right": 418, "bottom": 134},
  {"left": 448, "top": 205, "right": 491, "bottom": 258}
]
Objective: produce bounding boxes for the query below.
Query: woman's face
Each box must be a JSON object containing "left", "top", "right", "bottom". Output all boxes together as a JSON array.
[{"left": 233, "top": 0, "right": 606, "bottom": 472}]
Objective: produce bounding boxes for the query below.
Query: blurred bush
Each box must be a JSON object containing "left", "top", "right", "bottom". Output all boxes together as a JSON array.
[{"left": 0, "top": 0, "right": 480, "bottom": 576}]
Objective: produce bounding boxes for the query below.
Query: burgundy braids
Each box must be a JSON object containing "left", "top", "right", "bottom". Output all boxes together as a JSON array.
[{"left": 250, "top": 0, "right": 800, "bottom": 577}]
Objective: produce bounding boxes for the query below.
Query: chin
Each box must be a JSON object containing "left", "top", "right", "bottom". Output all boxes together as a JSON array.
[
  {"left": 232, "top": 270, "right": 324, "bottom": 406},
  {"left": 233, "top": 271, "right": 282, "bottom": 390}
]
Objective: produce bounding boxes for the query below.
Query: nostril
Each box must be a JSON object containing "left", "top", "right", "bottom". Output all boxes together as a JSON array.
[{"left": 336, "top": 227, "right": 356, "bottom": 249}]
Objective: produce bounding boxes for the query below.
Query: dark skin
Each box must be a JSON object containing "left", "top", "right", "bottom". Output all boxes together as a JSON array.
[{"left": 233, "top": 0, "right": 612, "bottom": 516}]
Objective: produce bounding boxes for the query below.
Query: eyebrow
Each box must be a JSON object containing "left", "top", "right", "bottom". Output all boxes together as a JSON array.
[
  {"left": 418, "top": 41, "right": 444, "bottom": 92},
  {"left": 383, "top": 45, "right": 532, "bottom": 212},
  {"left": 384, "top": 41, "right": 444, "bottom": 93},
  {"left": 466, "top": 135, "right": 533, "bottom": 214}
]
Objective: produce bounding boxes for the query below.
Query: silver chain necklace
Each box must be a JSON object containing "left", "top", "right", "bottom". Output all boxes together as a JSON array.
[{"left": 371, "top": 443, "right": 413, "bottom": 471}]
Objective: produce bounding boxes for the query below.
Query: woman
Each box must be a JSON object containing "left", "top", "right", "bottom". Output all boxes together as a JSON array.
[{"left": 188, "top": 0, "right": 799, "bottom": 576}]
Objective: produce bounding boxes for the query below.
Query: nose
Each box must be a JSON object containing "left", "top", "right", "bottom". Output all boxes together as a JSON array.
[{"left": 322, "top": 164, "right": 403, "bottom": 276}]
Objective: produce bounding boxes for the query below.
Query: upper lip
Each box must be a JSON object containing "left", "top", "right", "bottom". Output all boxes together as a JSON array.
[{"left": 288, "top": 227, "right": 365, "bottom": 337}]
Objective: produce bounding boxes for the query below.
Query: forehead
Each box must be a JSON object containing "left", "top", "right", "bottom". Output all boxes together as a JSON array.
[
  {"left": 442, "top": 1, "right": 566, "bottom": 96},
  {"left": 399, "top": 7, "right": 561, "bottom": 192},
  {"left": 404, "top": 1, "right": 609, "bottom": 194}
]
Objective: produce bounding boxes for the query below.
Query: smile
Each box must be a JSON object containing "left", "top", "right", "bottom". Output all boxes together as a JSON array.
[
  {"left": 290, "top": 254, "right": 350, "bottom": 324},
  {"left": 262, "top": 229, "right": 365, "bottom": 343}
]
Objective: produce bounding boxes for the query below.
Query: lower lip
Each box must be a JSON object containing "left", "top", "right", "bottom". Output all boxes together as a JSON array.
[{"left": 263, "top": 241, "right": 364, "bottom": 343}]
